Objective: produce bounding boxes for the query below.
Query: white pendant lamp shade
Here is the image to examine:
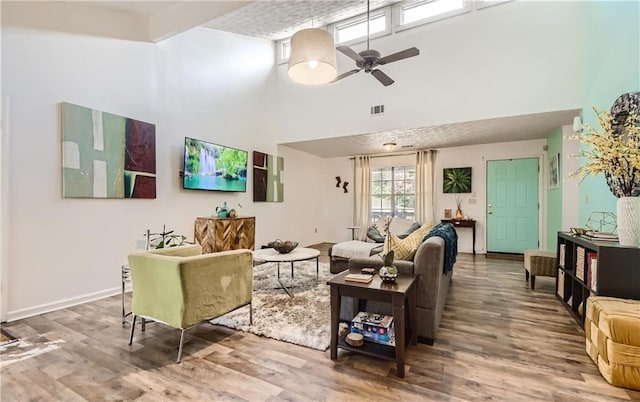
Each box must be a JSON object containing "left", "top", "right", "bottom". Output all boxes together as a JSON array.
[{"left": 288, "top": 28, "right": 337, "bottom": 85}]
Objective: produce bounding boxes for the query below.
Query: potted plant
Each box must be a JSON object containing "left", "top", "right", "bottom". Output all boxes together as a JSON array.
[
  {"left": 378, "top": 250, "right": 398, "bottom": 282},
  {"left": 570, "top": 100, "right": 640, "bottom": 246},
  {"left": 146, "top": 225, "right": 187, "bottom": 249}
]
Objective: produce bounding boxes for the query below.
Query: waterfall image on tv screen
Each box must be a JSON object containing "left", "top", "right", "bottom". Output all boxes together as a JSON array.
[{"left": 183, "top": 137, "right": 248, "bottom": 192}]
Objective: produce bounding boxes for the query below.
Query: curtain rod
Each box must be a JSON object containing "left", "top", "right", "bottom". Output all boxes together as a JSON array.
[{"left": 348, "top": 149, "right": 435, "bottom": 160}]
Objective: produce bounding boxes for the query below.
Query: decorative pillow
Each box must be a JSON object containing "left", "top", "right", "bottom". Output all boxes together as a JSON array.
[
  {"left": 398, "top": 221, "right": 422, "bottom": 239},
  {"left": 366, "top": 225, "right": 386, "bottom": 243},
  {"left": 383, "top": 222, "right": 435, "bottom": 260}
]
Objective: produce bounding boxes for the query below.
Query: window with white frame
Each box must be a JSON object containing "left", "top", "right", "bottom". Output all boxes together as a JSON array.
[
  {"left": 371, "top": 166, "right": 416, "bottom": 221},
  {"left": 394, "top": 0, "right": 471, "bottom": 31},
  {"left": 476, "top": 0, "right": 512, "bottom": 10},
  {"left": 276, "top": 39, "right": 291, "bottom": 64},
  {"left": 331, "top": 7, "right": 391, "bottom": 45}
]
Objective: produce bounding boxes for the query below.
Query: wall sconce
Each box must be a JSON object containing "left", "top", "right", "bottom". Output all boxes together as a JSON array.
[
  {"left": 288, "top": 28, "right": 337, "bottom": 85},
  {"left": 573, "top": 116, "right": 582, "bottom": 132},
  {"left": 383, "top": 142, "right": 396, "bottom": 150}
]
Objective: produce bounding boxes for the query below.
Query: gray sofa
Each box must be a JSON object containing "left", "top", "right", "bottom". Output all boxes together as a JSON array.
[
  {"left": 343, "top": 236, "right": 452, "bottom": 345},
  {"left": 328, "top": 244, "right": 382, "bottom": 274}
]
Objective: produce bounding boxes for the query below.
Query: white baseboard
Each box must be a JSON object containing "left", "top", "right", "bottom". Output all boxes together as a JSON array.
[{"left": 5, "top": 285, "right": 130, "bottom": 322}]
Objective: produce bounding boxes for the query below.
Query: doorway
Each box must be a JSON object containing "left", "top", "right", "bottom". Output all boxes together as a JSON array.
[{"left": 486, "top": 158, "right": 540, "bottom": 254}]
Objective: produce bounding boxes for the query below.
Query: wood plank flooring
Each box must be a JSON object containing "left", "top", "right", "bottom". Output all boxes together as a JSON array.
[{"left": 2, "top": 247, "right": 639, "bottom": 401}]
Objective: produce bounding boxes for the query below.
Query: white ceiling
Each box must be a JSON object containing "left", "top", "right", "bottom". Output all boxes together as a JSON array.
[
  {"left": 281, "top": 110, "right": 580, "bottom": 158},
  {"left": 61, "top": 1, "right": 578, "bottom": 158},
  {"left": 204, "top": 0, "right": 401, "bottom": 41}
]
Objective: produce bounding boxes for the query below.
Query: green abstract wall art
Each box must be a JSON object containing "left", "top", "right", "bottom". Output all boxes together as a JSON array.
[
  {"left": 253, "top": 151, "right": 284, "bottom": 202},
  {"left": 443, "top": 167, "right": 472, "bottom": 193},
  {"left": 61, "top": 102, "right": 156, "bottom": 198}
]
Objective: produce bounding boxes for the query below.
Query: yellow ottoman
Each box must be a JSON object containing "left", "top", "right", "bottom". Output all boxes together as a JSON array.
[{"left": 585, "top": 296, "right": 640, "bottom": 390}]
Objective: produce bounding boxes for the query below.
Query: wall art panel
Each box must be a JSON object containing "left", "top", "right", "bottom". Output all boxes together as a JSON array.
[
  {"left": 61, "top": 102, "right": 156, "bottom": 198},
  {"left": 253, "top": 151, "right": 284, "bottom": 202}
]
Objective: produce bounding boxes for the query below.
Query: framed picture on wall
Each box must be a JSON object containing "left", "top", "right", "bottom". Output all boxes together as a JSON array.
[
  {"left": 548, "top": 153, "right": 560, "bottom": 189},
  {"left": 443, "top": 167, "right": 472, "bottom": 193}
]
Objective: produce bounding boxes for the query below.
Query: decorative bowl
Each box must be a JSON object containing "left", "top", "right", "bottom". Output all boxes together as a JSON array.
[
  {"left": 570, "top": 227, "right": 588, "bottom": 235},
  {"left": 271, "top": 239, "right": 298, "bottom": 254},
  {"left": 378, "top": 266, "right": 398, "bottom": 283}
]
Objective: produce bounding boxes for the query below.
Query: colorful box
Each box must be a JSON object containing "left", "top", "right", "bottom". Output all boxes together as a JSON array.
[{"left": 350, "top": 311, "right": 395, "bottom": 346}]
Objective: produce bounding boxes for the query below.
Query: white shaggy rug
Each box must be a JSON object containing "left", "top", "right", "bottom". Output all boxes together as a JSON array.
[{"left": 211, "top": 260, "right": 332, "bottom": 351}]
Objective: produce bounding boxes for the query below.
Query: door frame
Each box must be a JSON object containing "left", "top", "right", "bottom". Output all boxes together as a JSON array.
[
  {"left": 1, "top": 96, "right": 9, "bottom": 322},
  {"left": 484, "top": 153, "right": 546, "bottom": 254}
]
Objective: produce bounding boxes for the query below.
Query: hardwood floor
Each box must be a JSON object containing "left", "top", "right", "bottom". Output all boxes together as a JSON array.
[{"left": 2, "top": 249, "right": 639, "bottom": 401}]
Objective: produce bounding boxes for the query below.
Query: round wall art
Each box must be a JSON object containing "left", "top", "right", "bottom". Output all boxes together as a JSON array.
[{"left": 605, "top": 92, "right": 640, "bottom": 197}]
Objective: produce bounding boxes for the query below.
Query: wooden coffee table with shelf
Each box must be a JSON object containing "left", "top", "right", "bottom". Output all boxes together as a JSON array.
[{"left": 327, "top": 269, "right": 417, "bottom": 378}]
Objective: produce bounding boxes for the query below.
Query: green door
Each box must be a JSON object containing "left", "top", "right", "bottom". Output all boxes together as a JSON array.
[{"left": 486, "top": 158, "right": 539, "bottom": 253}]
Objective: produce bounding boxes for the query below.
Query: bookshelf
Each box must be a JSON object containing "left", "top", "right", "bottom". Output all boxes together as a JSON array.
[{"left": 556, "top": 232, "right": 640, "bottom": 325}]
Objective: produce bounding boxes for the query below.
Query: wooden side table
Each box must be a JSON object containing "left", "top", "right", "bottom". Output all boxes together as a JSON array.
[
  {"left": 327, "top": 270, "right": 417, "bottom": 378},
  {"left": 441, "top": 219, "right": 476, "bottom": 255}
]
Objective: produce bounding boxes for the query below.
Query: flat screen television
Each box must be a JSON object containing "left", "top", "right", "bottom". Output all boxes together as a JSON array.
[{"left": 183, "top": 137, "right": 248, "bottom": 192}]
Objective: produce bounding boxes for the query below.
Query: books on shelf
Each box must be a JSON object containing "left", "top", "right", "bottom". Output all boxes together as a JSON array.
[
  {"left": 345, "top": 273, "right": 373, "bottom": 283},
  {"left": 576, "top": 246, "right": 585, "bottom": 281},
  {"left": 586, "top": 251, "right": 597, "bottom": 290},
  {"left": 350, "top": 311, "right": 395, "bottom": 346},
  {"left": 557, "top": 270, "right": 565, "bottom": 299},
  {"left": 583, "top": 232, "right": 619, "bottom": 242},
  {"left": 591, "top": 257, "right": 598, "bottom": 292}
]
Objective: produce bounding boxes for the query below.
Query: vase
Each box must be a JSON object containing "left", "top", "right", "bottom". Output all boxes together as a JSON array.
[
  {"left": 617, "top": 196, "right": 640, "bottom": 247},
  {"left": 455, "top": 208, "right": 463, "bottom": 219}
]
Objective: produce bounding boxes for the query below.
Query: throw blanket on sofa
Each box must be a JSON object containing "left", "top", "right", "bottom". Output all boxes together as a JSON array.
[
  {"left": 332, "top": 240, "right": 382, "bottom": 260},
  {"left": 423, "top": 223, "right": 458, "bottom": 273}
]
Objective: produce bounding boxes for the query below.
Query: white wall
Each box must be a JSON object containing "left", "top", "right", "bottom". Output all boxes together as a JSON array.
[
  {"left": 434, "top": 139, "right": 547, "bottom": 253},
  {"left": 0, "top": 24, "right": 331, "bottom": 320},
  {"left": 275, "top": 0, "right": 584, "bottom": 143},
  {"left": 562, "top": 125, "right": 580, "bottom": 232},
  {"left": 320, "top": 140, "right": 547, "bottom": 252}
]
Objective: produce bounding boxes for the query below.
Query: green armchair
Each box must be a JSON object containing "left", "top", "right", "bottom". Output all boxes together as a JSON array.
[{"left": 127, "top": 244, "right": 253, "bottom": 363}]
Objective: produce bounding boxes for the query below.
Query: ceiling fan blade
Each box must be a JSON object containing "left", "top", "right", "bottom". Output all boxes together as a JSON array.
[
  {"left": 331, "top": 69, "right": 362, "bottom": 83},
  {"left": 378, "top": 47, "right": 420, "bottom": 65},
  {"left": 371, "top": 69, "right": 394, "bottom": 86},
  {"left": 337, "top": 46, "right": 365, "bottom": 63}
]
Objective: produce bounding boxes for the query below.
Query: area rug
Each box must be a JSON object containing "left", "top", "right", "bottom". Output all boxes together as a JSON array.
[
  {"left": 211, "top": 261, "right": 332, "bottom": 351},
  {"left": 0, "top": 328, "right": 19, "bottom": 348}
]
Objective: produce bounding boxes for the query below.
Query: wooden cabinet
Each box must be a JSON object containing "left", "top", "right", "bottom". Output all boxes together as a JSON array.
[
  {"left": 194, "top": 216, "right": 255, "bottom": 253},
  {"left": 556, "top": 232, "right": 640, "bottom": 325}
]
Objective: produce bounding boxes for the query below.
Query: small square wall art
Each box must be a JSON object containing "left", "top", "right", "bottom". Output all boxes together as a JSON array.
[
  {"left": 61, "top": 102, "right": 156, "bottom": 198},
  {"left": 253, "top": 151, "right": 284, "bottom": 202}
]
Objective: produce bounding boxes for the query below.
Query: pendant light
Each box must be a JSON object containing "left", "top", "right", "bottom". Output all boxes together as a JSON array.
[{"left": 288, "top": 2, "right": 337, "bottom": 85}]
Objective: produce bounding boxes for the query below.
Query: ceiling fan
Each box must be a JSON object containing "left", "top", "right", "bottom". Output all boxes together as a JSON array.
[{"left": 332, "top": 0, "right": 420, "bottom": 86}]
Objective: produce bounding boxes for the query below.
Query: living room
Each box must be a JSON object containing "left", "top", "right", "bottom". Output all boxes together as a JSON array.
[{"left": 1, "top": 0, "right": 639, "bottom": 400}]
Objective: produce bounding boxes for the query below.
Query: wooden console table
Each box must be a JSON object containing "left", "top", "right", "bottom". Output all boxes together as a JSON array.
[{"left": 441, "top": 219, "right": 476, "bottom": 255}]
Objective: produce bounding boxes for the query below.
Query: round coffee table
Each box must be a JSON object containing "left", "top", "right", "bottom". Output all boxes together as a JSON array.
[{"left": 253, "top": 247, "right": 320, "bottom": 297}]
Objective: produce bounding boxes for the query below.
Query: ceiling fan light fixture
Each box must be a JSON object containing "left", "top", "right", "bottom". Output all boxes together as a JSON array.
[{"left": 288, "top": 28, "right": 337, "bottom": 85}]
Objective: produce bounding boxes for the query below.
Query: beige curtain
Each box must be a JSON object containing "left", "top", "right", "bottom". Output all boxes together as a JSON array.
[
  {"left": 353, "top": 155, "right": 371, "bottom": 241},
  {"left": 416, "top": 150, "right": 435, "bottom": 224}
]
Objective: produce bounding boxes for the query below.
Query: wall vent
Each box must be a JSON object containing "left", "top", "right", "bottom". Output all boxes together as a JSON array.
[{"left": 370, "top": 105, "right": 385, "bottom": 115}]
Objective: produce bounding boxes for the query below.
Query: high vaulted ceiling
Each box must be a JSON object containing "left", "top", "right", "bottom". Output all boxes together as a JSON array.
[{"left": 8, "top": 1, "right": 579, "bottom": 157}]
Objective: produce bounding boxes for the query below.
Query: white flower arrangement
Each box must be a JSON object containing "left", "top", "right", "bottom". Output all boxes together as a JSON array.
[{"left": 569, "top": 108, "right": 640, "bottom": 197}]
